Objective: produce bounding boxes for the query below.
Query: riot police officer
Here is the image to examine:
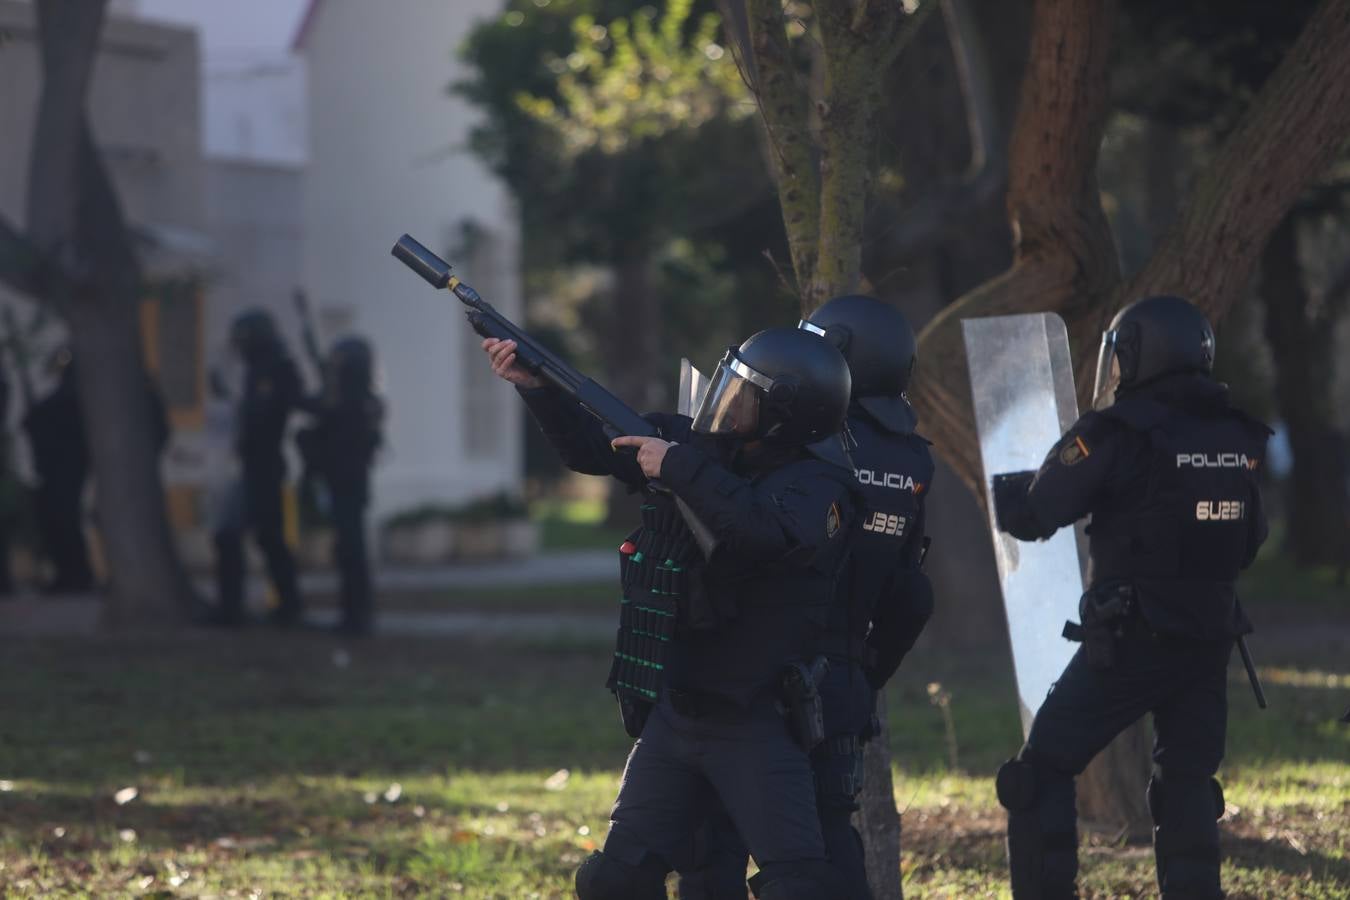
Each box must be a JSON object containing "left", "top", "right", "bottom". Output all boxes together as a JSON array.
[
  {"left": 211, "top": 308, "right": 303, "bottom": 626},
  {"left": 991, "top": 296, "right": 1269, "bottom": 900},
  {"left": 677, "top": 295, "right": 936, "bottom": 900},
  {"left": 297, "top": 337, "right": 384, "bottom": 635},
  {"left": 484, "top": 327, "right": 858, "bottom": 899}
]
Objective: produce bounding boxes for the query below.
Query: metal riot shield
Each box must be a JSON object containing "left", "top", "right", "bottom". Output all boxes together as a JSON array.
[
  {"left": 962, "top": 313, "right": 1087, "bottom": 737},
  {"left": 678, "top": 357, "right": 710, "bottom": 418}
]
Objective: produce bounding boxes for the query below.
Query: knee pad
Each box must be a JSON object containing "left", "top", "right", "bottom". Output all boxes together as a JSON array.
[
  {"left": 996, "top": 758, "right": 1037, "bottom": 812},
  {"left": 998, "top": 756, "right": 1077, "bottom": 900},
  {"left": 1148, "top": 772, "right": 1223, "bottom": 899},
  {"left": 748, "top": 860, "right": 842, "bottom": 900},
  {"left": 575, "top": 850, "right": 667, "bottom": 900}
]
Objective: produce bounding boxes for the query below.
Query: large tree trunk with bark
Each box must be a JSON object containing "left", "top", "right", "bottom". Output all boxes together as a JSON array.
[
  {"left": 0, "top": 0, "right": 197, "bottom": 628},
  {"left": 1259, "top": 215, "right": 1350, "bottom": 565}
]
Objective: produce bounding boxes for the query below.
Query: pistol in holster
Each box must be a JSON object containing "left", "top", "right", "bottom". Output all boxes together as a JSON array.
[
  {"left": 779, "top": 656, "right": 830, "bottom": 753},
  {"left": 1062, "top": 583, "right": 1134, "bottom": 669}
]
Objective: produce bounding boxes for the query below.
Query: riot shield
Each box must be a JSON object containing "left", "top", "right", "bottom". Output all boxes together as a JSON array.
[
  {"left": 962, "top": 313, "right": 1086, "bottom": 736},
  {"left": 678, "top": 358, "right": 710, "bottom": 418}
]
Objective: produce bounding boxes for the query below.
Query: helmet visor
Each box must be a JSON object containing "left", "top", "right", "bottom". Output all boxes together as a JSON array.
[
  {"left": 1091, "top": 329, "right": 1120, "bottom": 410},
  {"left": 691, "top": 350, "right": 771, "bottom": 436}
]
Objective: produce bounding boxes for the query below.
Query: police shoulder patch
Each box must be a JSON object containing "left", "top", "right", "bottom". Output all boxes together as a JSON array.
[
  {"left": 1059, "top": 435, "right": 1091, "bottom": 466},
  {"left": 825, "top": 501, "right": 841, "bottom": 538}
]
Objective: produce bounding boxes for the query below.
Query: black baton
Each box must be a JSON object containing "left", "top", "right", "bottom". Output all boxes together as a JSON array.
[{"left": 1236, "top": 635, "right": 1266, "bottom": 710}]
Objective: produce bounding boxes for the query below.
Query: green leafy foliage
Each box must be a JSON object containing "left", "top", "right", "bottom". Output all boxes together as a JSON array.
[{"left": 514, "top": 0, "right": 748, "bottom": 157}]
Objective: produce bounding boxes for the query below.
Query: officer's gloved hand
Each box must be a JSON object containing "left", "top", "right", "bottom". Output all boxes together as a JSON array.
[{"left": 992, "top": 470, "right": 1042, "bottom": 540}]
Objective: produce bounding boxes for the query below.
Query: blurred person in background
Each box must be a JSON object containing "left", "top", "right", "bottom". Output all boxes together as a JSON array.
[
  {"left": 22, "top": 347, "right": 92, "bottom": 594},
  {"left": 207, "top": 308, "right": 304, "bottom": 627},
  {"left": 296, "top": 336, "right": 384, "bottom": 636}
]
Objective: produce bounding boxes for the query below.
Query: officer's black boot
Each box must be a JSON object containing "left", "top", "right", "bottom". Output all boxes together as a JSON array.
[
  {"left": 1149, "top": 772, "right": 1225, "bottom": 900},
  {"left": 997, "top": 755, "right": 1080, "bottom": 899}
]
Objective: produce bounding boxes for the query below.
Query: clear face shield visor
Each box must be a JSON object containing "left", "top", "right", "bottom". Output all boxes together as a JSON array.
[
  {"left": 691, "top": 350, "right": 773, "bottom": 436},
  {"left": 1091, "top": 328, "right": 1120, "bottom": 410}
]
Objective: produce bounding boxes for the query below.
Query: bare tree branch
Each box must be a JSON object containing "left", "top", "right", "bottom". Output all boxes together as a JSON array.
[
  {"left": 715, "top": 0, "right": 758, "bottom": 91},
  {"left": 1122, "top": 0, "right": 1350, "bottom": 324},
  {"left": 862, "top": 0, "right": 1009, "bottom": 273}
]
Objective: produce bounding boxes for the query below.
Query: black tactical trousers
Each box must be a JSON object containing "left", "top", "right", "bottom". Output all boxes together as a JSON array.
[
  {"left": 215, "top": 469, "right": 301, "bottom": 622},
  {"left": 1008, "top": 628, "right": 1232, "bottom": 899},
  {"left": 330, "top": 484, "right": 371, "bottom": 633},
  {"left": 679, "top": 663, "right": 875, "bottom": 899},
  {"left": 601, "top": 695, "right": 832, "bottom": 894}
]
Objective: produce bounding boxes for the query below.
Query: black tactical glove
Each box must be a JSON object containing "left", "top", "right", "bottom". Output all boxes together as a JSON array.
[{"left": 992, "top": 470, "right": 1043, "bottom": 540}]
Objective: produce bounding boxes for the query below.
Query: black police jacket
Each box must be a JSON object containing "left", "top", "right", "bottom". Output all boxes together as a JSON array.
[
  {"left": 236, "top": 353, "right": 302, "bottom": 476},
  {"left": 996, "top": 374, "right": 1270, "bottom": 641},
  {"left": 298, "top": 393, "right": 384, "bottom": 500},
  {"left": 841, "top": 407, "right": 936, "bottom": 690},
  {"left": 519, "top": 385, "right": 858, "bottom": 708}
]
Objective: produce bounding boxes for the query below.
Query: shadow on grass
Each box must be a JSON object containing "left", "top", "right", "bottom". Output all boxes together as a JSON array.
[{"left": 1224, "top": 833, "right": 1350, "bottom": 886}]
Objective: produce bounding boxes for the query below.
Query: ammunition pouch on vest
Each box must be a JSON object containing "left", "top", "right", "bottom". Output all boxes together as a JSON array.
[{"left": 607, "top": 498, "right": 709, "bottom": 721}]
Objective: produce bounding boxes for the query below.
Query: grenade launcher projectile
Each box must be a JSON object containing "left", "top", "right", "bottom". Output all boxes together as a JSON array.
[{"left": 391, "top": 233, "right": 716, "bottom": 559}]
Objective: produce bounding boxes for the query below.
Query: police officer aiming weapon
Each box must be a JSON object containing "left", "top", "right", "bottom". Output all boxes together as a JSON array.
[{"left": 391, "top": 233, "right": 716, "bottom": 556}]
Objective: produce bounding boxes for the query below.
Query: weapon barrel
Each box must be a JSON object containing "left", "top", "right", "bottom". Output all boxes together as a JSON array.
[
  {"left": 392, "top": 234, "right": 452, "bottom": 289},
  {"left": 391, "top": 232, "right": 717, "bottom": 559}
]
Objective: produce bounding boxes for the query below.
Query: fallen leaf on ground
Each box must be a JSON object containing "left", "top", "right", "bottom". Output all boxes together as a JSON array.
[
  {"left": 544, "top": 768, "right": 571, "bottom": 791},
  {"left": 383, "top": 782, "right": 403, "bottom": 803},
  {"left": 114, "top": 787, "right": 139, "bottom": 806}
]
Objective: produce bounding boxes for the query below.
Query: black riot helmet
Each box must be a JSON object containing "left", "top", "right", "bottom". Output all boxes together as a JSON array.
[
  {"left": 328, "top": 335, "right": 375, "bottom": 398},
  {"left": 1091, "top": 295, "right": 1215, "bottom": 408},
  {"left": 692, "top": 326, "right": 851, "bottom": 447},
  {"left": 230, "top": 307, "right": 281, "bottom": 364},
  {"left": 800, "top": 294, "right": 918, "bottom": 433}
]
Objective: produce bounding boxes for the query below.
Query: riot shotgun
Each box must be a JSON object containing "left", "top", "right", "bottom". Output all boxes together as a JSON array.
[{"left": 391, "top": 233, "right": 717, "bottom": 558}]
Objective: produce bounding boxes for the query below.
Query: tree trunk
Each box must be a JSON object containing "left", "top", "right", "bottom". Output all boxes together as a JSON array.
[
  {"left": 602, "top": 250, "right": 662, "bottom": 527},
  {"left": 1118, "top": 0, "right": 1350, "bottom": 324},
  {"left": 1259, "top": 215, "right": 1350, "bottom": 565},
  {"left": 855, "top": 692, "right": 902, "bottom": 900},
  {"left": 0, "top": 0, "right": 198, "bottom": 627}
]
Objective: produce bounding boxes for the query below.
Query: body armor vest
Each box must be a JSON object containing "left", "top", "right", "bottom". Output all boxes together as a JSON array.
[
  {"left": 1089, "top": 390, "right": 1269, "bottom": 639},
  {"left": 608, "top": 496, "right": 707, "bottom": 705}
]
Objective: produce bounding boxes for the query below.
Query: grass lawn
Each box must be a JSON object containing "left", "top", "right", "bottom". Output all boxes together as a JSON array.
[{"left": 0, "top": 619, "right": 1346, "bottom": 898}]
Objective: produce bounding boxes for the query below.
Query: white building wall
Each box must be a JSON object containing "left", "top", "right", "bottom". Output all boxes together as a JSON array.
[{"left": 299, "top": 0, "right": 523, "bottom": 527}]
